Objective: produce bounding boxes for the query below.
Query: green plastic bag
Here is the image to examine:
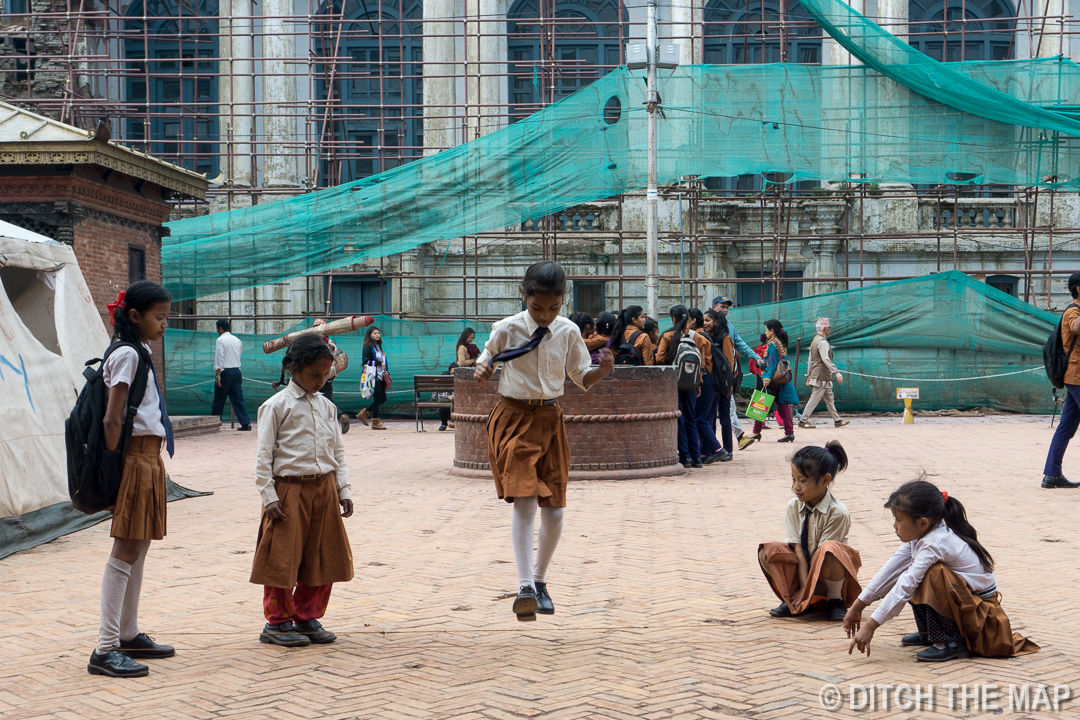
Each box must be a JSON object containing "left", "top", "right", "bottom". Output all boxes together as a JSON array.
[{"left": 745, "top": 389, "right": 776, "bottom": 423}]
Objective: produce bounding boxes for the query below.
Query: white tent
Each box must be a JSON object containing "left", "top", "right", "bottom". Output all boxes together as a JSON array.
[{"left": 0, "top": 220, "right": 110, "bottom": 519}]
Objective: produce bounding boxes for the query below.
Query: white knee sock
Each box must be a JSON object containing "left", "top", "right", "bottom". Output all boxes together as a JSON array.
[
  {"left": 512, "top": 497, "right": 539, "bottom": 589},
  {"left": 98, "top": 556, "right": 133, "bottom": 653},
  {"left": 120, "top": 540, "right": 152, "bottom": 642},
  {"left": 823, "top": 579, "right": 844, "bottom": 600},
  {"left": 533, "top": 507, "right": 564, "bottom": 584}
]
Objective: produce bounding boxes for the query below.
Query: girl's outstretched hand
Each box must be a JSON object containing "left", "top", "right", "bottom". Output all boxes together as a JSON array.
[
  {"left": 843, "top": 606, "right": 862, "bottom": 636},
  {"left": 848, "top": 620, "right": 878, "bottom": 657},
  {"left": 474, "top": 362, "right": 495, "bottom": 382}
]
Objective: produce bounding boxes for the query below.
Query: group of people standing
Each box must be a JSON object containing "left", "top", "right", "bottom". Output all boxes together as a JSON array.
[{"left": 566, "top": 296, "right": 850, "bottom": 468}]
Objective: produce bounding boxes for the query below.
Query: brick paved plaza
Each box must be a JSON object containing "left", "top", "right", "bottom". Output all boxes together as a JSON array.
[{"left": 3, "top": 416, "right": 1079, "bottom": 719}]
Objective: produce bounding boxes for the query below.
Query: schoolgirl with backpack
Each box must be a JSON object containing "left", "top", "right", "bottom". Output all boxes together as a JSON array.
[
  {"left": 1042, "top": 270, "right": 1080, "bottom": 488},
  {"left": 67, "top": 280, "right": 177, "bottom": 678},
  {"left": 610, "top": 305, "right": 655, "bottom": 366},
  {"left": 656, "top": 305, "right": 707, "bottom": 468}
]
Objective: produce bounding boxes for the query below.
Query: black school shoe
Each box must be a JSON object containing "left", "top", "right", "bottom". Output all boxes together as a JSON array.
[
  {"left": 513, "top": 585, "right": 538, "bottom": 620},
  {"left": 916, "top": 638, "right": 970, "bottom": 662},
  {"left": 777, "top": 434, "right": 795, "bottom": 443},
  {"left": 826, "top": 598, "right": 847, "bottom": 622},
  {"left": 118, "top": 633, "right": 175, "bottom": 659},
  {"left": 237, "top": 425, "right": 252, "bottom": 431},
  {"left": 259, "top": 621, "right": 312, "bottom": 647},
  {"left": 691, "top": 458, "right": 703, "bottom": 468},
  {"left": 769, "top": 602, "right": 792, "bottom": 617},
  {"left": 679, "top": 457, "right": 691, "bottom": 469},
  {"left": 901, "top": 632, "right": 931, "bottom": 647},
  {"left": 87, "top": 649, "right": 149, "bottom": 678},
  {"left": 535, "top": 582, "right": 555, "bottom": 615},
  {"left": 703, "top": 450, "right": 732, "bottom": 464},
  {"left": 294, "top": 619, "right": 337, "bottom": 644},
  {"left": 1042, "top": 474, "right": 1080, "bottom": 488}
]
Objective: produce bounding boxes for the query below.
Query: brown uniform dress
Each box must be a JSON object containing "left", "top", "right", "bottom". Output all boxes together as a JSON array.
[
  {"left": 487, "top": 399, "right": 571, "bottom": 508},
  {"left": 250, "top": 472, "right": 354, "bottom": 588},
  {"left": 759, "top": 540, "right": 863, "bottom": 613},
  {"left": 584, "top": 332, "right": 611, "bottom": 352},
  {"left": 909, "top": 564, "right": 1039, "bottom": 657},
  {"left": 1063, "top": 299, "right": 1080, "bottom": 385},
  {"left": 111, "top": 435, "right": 167, "bottom": 540}
]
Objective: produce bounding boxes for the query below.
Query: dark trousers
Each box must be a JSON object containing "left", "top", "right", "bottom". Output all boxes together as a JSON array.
[
  {"left": 1045, "top": 383, "right": 1080, "bottom": 476},
  {"left": 716, "top": 392, "right": 734, "bottom": 453},
  {"left": 211, "top": 368, "right": 251, "bottom": 426},
  {"left": 911, "top": 602, "right": 962, "bottom": 644},
  {"left": 368, "top": 378, "right": 387, "bottom": 419},
  {"left": 677, "top": 388, "right": 700, "bottom": 461},
  {"left": 439, "top": 407, "right": 451, "bottom": 424},
  {"left": 696, "top": 375, "right": 722, "bottom": 456}
]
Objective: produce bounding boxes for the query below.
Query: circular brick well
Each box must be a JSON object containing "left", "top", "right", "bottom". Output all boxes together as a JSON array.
[{"left": 451, "top": 365, "right": 685, "bottom": 480}]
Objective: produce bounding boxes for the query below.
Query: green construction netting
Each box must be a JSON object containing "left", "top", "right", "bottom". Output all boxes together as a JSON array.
[
  {"left": 163, "top": 50, "right": 1080, "bottom": 300},
  {"left": 728, "top": 270, "right": 1055, "bottom": 413},
  {"left": 164, "top": 316, "right": 490, "bottom": 417},
  {"left": 798, "top": 0, "right": 1080, "bottom": 136}
]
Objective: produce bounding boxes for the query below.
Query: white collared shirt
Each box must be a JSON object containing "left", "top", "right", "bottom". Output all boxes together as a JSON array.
[
  {"left": 214, "top": 331, "right": 243, "bottom": 370},
  {"left": 255, "top": 380, "right": 351, "bottom": 506},
  {"left": 103, "top": 342, "right": 165, "bottom": 438},
  {"left": 858, "top": 521, "right": 996, "bottom": 625},
  {"left": 783, "top": 491, "right": 851, "bottom": 558},
  {"left": 476, "top": 311, "right": 593, "bottom": 400}
]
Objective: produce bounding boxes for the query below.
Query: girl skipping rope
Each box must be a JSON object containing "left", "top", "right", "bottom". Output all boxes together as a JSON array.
[
  {"left": 475, "top": 261, "right": 615, "bottom": 621},
  {"left": 89, "top": 281, "right": 176, "bottom": 678},
  {"left": 251, "top": 333, "right": 355, "bottom": 647},
  {"left": 758, "top": 442, "right": 862, "bottom": 622},
  {"left": 846, "top": 478, "right": 1039, "bottom": 661}
]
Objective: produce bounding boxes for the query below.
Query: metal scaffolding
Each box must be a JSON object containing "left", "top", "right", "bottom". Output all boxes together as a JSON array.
[{"left": 1, "top": 0, "right": 1078, "bottom": 322}]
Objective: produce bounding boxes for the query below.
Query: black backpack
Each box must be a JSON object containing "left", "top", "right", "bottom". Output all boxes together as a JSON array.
[
  {"left": 1044, "top": 318, "right": 1078, "bottom": 390},
  {"left": 66, "top": 342, "right": 151, "bottom": 515},
  {"left": 614, "top": 330, "right": 645, "bottom": 366},
  {"left": 709, "top": 334, "right": 736, "bottom": 397}
]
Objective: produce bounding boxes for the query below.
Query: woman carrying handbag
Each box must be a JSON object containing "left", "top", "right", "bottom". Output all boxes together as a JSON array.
[
  {"left": 357, "top": 326, "right": 390, "bottom": 430},
  {"left": 743, "top": 319, "right": 799, "bottom": 446}
]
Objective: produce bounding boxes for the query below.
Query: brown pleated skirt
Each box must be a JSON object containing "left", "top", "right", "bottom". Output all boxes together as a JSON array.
[
  {"left": 249, "top": 473, "right": 355, "bottom": 589},
  {"left": 487, "top": 397, "right": 570, "bottom": 508},
  {"left": 909, "top": 563, "right": 1039, "bottom": 657},
  {"left": 759, "top": 540, "right": 863, "bottom": 614},
  {"left": 111, "top": 435, "right": 167, "bottom": 540}
]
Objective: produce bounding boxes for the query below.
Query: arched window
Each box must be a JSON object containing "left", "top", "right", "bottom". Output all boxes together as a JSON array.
[
  {"left": 123, "top": 0, "right": 219, "bottom": 177},
  {"left": 908, "top": 0, "right": 1015, "bottom": 61},
  {"left": 315, "top": 0, "right": 423, "bottom": 185},
  {"left": 507, "top": 0, "right": 626, "bottom": 122},
  {"left": 703, "top": 0, "right": 822, "bottom": 65}
]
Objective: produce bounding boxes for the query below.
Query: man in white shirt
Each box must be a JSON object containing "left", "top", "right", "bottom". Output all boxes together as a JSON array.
[{"left": 212, "top": 319, "right": 251, "bottom": 430}]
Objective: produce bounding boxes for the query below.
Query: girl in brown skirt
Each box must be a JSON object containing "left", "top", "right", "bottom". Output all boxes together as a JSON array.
[
  {"left": 475, "top": 261, "right": 614, "bottom": 620},
  {"left": 758, "top": 441, "right": 862, "bottom": 622},
  {"left": 89, "top": 281, "right": 176, "bottom": 678},
  {"left": 251, "top": 333, "right": 354, "bottom": 647},
  {"left": 846, "top": 479, "right": 1039, "bottom": 661}
]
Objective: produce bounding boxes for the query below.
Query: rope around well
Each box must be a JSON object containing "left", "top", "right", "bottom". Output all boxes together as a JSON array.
[{"left": 451, "top": 411, "right": 681, "bottom": 423}]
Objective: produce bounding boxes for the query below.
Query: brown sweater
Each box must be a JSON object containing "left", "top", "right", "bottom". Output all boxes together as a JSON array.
[
  {"left": 623, "top": 326, "right": 655, "bottom": 366},
  {"left": 656, "top": 328, "right": 713, "bottom": 373}
]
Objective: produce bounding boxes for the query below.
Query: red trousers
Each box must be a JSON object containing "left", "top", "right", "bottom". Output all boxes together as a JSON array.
[{"left": 263, "top": 583, "right": 333, "bottom": 624}]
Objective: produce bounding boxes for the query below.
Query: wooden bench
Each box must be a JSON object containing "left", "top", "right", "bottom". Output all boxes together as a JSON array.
[{"left": 413, "top": 374, "right": 455, "bottom": 432}]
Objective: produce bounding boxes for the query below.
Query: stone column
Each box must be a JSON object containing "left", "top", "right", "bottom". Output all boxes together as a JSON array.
[
  {"left": 477, "top": 0, "right": 507, "bottom": 137},
  {"left": 397, "top": 248, "right": 425, "bottom": 315},
  {"left": 213, "top": 0, "right": 255, "bottom": 212},
  {"left": 821, "top": 0, "right": 864, "bottom": 66},
  {"left": 424, "top": 0, "right": 462, "bottom": 153},
  {"left": 1033, "top": 0, "right": 1070, "bottom": 58},
  {"left": 262, "top": 0, "right": 301, "bottom": 188},
  {"left": 669, "top": 0, "right": 700, "bottom": 66}
]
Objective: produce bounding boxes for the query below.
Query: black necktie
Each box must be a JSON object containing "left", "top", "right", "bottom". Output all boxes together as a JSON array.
[
  {"left": 490, "top": 327, "right": 548, "bottom": 364},
  {"left": 800, "top": 507, "right": 812, "bottom": 559}
]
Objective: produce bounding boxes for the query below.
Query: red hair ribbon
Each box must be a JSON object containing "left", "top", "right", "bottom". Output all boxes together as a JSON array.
[
  {"left": 105, "top": 290, "right": 127, "bottom": 326},
  {"left": 941, "top": 490, "right": 949, "bottom": 502}
]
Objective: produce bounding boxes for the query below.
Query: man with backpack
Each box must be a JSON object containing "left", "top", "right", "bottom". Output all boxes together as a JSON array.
[{"left": 1042, "top": 271, "right": 1080, "bottom": 489}]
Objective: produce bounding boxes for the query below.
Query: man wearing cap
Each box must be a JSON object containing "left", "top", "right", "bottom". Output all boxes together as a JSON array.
[
  {"left": 798, "top": 317, "right": 849, "bottom": 429},
  {"left": 711, "top": 296, "right": 765, "bottom": 442}
]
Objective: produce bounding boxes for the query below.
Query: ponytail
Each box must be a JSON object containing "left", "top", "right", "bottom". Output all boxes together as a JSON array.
[
  {"left": 611, "top": 305, "right": 643, "bottom": 346},
  {"left": 669, "top": 304, "right": 689, "bottom": 337},
  {"left": 885, "top": 478, "right": 994, "bottom": 572},
  {"left": 791, "top": 440, "right": 848, "bottom": 484},
  {"left": 108, "top": 280, "right": 171, "bottom": 346}
]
